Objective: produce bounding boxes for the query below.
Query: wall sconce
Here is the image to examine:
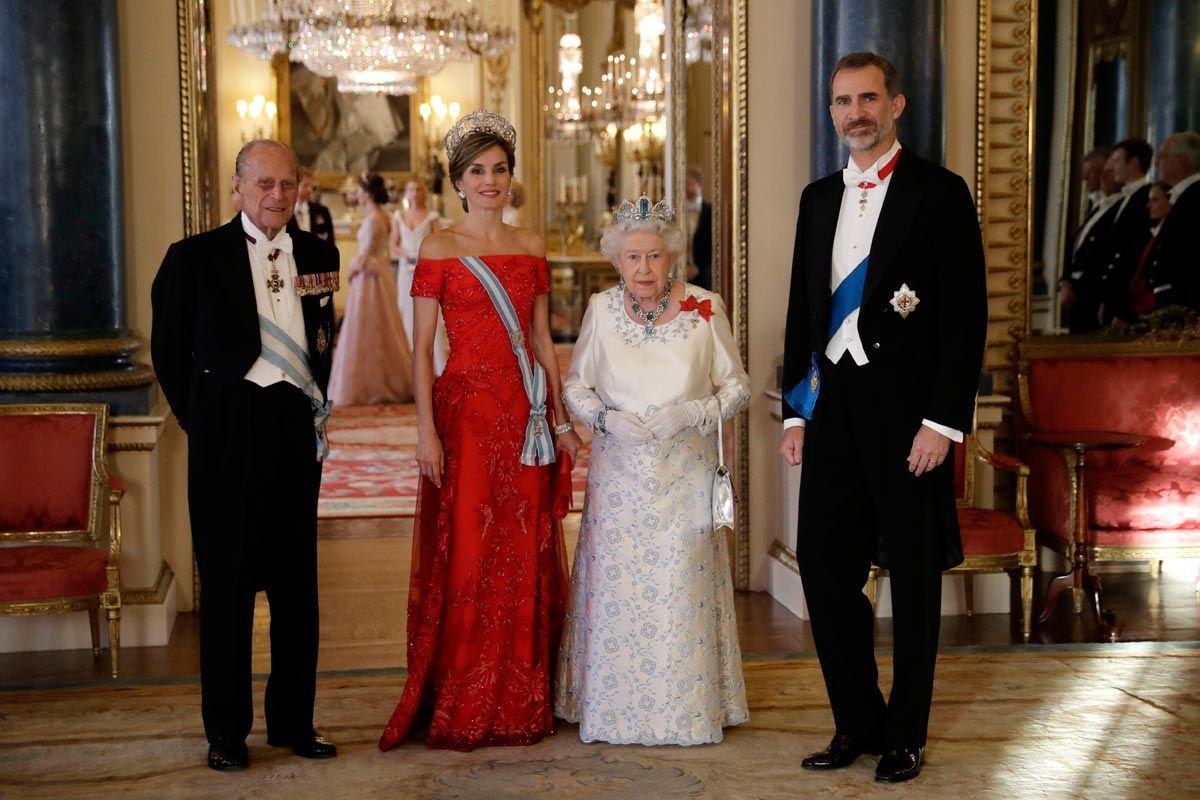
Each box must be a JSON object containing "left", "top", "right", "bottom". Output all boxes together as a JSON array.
[
  {"left": 236, "top": 92, "right": 278, "bottom": 142},
  {"left": 418, "top": 95, "right": 462, "bottom": 206}
]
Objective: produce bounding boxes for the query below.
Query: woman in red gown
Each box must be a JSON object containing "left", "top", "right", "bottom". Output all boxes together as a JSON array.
[{"left": 379, "top": 110, "right": 582, "bottom": 752}]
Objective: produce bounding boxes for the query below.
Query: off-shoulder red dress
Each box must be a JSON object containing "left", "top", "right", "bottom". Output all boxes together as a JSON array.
[{"left": 379, "top": 254, "right": 569, "bottom": 752}]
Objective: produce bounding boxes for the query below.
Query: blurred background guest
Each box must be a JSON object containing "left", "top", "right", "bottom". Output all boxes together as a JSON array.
[
  {"left": 1129, "top": 181, "right": 1173, "bottom": 315},
  {"left": 684, "top": 165, "right": 713, "bottom": 291},
  {"left": 327, "top": 173, "right": 413, "bottom": 405},
  {"left": 294, "top": 168, "right": 334, "bottom": 242},
  {"left": 1080, "top": 147, "right": 1111, "bottom": 219},
  {"left": 1142, "top": 132, "right": 1200, "bottom": 313},
  {"left": 1095, "top": 139, "right": 1154, "bottom": 324},
  {"left": 390, "top": 178, "right": 447, "bottom": 373},
  {"left": 502, "top": 179, "right": 526, "bottom": 227},
  {"left": 1062, "top": 160, "right": 1122, "bottom": 332}
]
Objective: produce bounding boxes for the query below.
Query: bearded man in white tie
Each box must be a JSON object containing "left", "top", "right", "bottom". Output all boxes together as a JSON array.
[
  {"left": 151, "top": 140, "right": 340, "bottom": 771},
  {"left": 779, "top": 53, "right": 986, "bottom": 783}
]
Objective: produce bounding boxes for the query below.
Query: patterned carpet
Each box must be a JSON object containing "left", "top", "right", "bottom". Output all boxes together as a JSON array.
[
  {"left": 3, "top": 646, "right": 1199, "bottom": 799},
  {"left": 319, "top": 346, "right": 590, "bottom": 519}
]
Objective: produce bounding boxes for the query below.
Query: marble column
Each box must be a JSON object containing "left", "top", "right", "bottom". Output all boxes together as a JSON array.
[
  {"left": 810, "top": 0, "right": 945, "bottom": 178},
  {"left": 0, "top": 0, "right": 154, "bottom": 414},
  {"left": 1146, "top": 0, "right": 1200, "bottom": 152}
]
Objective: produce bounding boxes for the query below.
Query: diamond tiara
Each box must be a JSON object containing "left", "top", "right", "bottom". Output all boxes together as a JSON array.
[
  {"left": 443, "top": 109, "right": 518, "bottom": 162},
  {"left": 612, "top": 195, "right": 676, "bottom": 225}
]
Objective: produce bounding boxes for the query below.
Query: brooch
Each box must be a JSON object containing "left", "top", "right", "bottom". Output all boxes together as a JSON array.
[
  {"left": 294, "top": 271, "right": 340, "bottom": 297},
  {"left": 679, "top": 294, "right": 714, "bottom": 321},
  {"left": 889, "top": 284, "right": 920, "bottom": 319},
  {"left": 316, "top": 325, "right": 329, "bottom": 355}
]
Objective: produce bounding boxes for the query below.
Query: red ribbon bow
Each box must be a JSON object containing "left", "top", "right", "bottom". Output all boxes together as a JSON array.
[{"left": 680, "top": 295, "right": 714, "bottom": 321}]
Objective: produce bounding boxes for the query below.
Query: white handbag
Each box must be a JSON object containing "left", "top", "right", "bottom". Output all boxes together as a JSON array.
[{"left": 712, "top": 397, "right": 736, "bottom": 532}]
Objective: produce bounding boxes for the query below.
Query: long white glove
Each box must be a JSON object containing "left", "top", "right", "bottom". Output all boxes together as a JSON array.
[
  {"left": 644, "top": 397, "right": 718, "bottom": 439},
  {"left": 604, "top": 409, "right": 654, "bottom": 443}
]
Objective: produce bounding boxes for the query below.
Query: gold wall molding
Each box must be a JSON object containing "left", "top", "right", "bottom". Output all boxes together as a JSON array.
[
  {"left": 0, "top": 336, "right": 142, "bottom": 359},
  {"left": 123, "top": 561, "right": 176, "bottom": 606},
  {"left": 769, "top": 539, "right": 800, "bottom": 576},
  {"left": 976, "top": 0, "right": 1037, "bottom": 394},
  {"left": 177, "top": 0, "right": 219, "bottom": 236},
  {"left": 0, "top": 366, "right": 155, "bottom": 392}
]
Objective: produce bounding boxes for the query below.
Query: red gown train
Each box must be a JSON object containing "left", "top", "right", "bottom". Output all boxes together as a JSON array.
[{"left": 379, "top": 254, "right": 569, "bottom": 752}]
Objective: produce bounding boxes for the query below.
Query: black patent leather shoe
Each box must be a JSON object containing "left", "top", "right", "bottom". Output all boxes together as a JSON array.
[
  {"left": 874, "top": 746, "right": 925, "bottom": 783},
  {"left": 207, "top": 740, "right": 249, "bottom": 771},
  {"left": 801, "top": 732, "right": 884, "bottom": 770},
  {"left": 267, "top": 729, "right": 338, "bottom": 759}
]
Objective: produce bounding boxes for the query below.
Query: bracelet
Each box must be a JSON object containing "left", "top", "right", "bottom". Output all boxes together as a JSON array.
[
  {"left": 596, "top": 408, "right": 608, "bottom": 435},
  {"left": 553, "top": 422, "right": 574, "bottom": 436}
]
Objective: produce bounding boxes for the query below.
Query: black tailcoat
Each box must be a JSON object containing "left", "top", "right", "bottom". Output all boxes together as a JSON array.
[
  {"left": 1144, "top": 180, "right": 1200, "bottom": 312},
  {"left": 1093, "top": 183, "right": 1153, "bottom": 323},
  {"left": 783, "top": 148, "right": 987, "bottom": 749},
  {"left": 150, "top": 215, "right": 339, "bottom": 746},
  {"left": 308, "top": 200, "right": 335, "bottom": 243}
]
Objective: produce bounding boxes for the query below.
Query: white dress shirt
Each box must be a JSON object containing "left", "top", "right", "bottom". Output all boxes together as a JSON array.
[
  {"left": 294, "top": 200, "right": 311, "bottom": 233},
  {"left": 241, "top": 213, "right": 318, "bottom": 400},
  {"left": 1169, "top": 172, "right": 1200, "bottom": 204},
  {"left": 1114, "top": 175, "right": 1150, "bottom": 220},
  {"left": 1071, "top": 192, "right": 1122, "bottom": 264},
  {"left": 785, "top": 140, "right": 962, "bottom": 442}
]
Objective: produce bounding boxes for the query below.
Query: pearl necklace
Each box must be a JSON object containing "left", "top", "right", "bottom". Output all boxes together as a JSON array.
[{"left": 626, "top": 277, "right": 673, "bottom": 335}]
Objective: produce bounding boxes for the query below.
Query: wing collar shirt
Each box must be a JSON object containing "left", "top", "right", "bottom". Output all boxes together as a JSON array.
[
  {"left": 786, "top": 139, "right": 962, "bottom": 442},
  {"left": 241, "top": 212, "right": 316, "bottom": 398},
  {"left": 1169, "top": 172, "right": 1200, "bottom": 204},
  {"left": 1114, "top": 175, "right": 1150, "bottom": 220}
]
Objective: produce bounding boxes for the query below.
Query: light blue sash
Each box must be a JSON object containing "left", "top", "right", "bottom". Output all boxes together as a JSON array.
[
  {"left": 458, "top": 256, "right": 555, "bottom": 466},
  {"left": 257, "top": 314, "right": 332, "bottom": 461}
]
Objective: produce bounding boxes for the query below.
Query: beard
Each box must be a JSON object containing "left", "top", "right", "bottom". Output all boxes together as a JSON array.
[{"left": 837, "top": 113, "right": 894, "bottom": 152}]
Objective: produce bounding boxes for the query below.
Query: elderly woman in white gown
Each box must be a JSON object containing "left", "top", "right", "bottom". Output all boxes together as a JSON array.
[{"left": 555, "top": 196, "right": 750, "bottom": 745}]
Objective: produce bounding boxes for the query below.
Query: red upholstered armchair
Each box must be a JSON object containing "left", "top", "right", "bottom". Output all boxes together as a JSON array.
[
  {"left": 869, "top": 434, "right": 1038, "bottom": 641},
  {"left": 0, "top": 404, "right": 124, "bottom": 677},
  {"left": 1018, "top": 342, "right": 1200, "bottom": 590}
]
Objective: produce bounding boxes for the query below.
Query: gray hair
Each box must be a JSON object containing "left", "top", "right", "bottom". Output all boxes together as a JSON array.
[
  {"left": 1164, "top": 132, "right": 1200, "bottom": 171},
  {"left": 599, "top": 218, "right": 686, "bottom": 268},
  {"left": 235, "top": 139, "right": 299, "bottom": 178}
]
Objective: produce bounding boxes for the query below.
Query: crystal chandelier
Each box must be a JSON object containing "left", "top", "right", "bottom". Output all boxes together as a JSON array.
[
  {"left": 227, "top": 0, "right": 515, "bottom": 95},
  {"left": 547, "top": 14, "right": 608, "bottom": 140},
  {"left": 684, "top": 0, "right": 713, "bottom": 65}
]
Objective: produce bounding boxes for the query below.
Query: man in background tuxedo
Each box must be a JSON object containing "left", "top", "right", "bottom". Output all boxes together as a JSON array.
[
  {"left": 151, "top": 140, "right": 340, "bottom": 771},
  {"left": 1061, "top": 160, "right": 1121, "bottom": 332},
  {"left": 1080, "top": 147, "right": 1111, "bottom": 220},
  {"left": 1092, "top": 139, "right": 1153, "bottom": 324},
  {"left": 294, "top": 167, "right": 335, "bottom": 242},
  {"left": 1144, "top": 132, "right": 1200, "bottom": 311},
  {"left": 685, "top": 165, "right": 713, "bottom": 290},
  {"left": 780, "top": 52, "right": 986, "bottom": 784}
]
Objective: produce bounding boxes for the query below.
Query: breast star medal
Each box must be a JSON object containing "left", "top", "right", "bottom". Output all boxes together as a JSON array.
[
  {"left": 890, "top": 284, "right": 920, "bottom": 318},
  {"left": 316, "top": 325, "right": 329, "bottom": 355},
  {"left": 263, "top": 249, "right": 284, "bottom": 293}
]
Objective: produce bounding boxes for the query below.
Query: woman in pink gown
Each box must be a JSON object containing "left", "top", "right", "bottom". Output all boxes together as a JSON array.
[{"left": 327, "top": 173, "right": 414, "bottom": 405}]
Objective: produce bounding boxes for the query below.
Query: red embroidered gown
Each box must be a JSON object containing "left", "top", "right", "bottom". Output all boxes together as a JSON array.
[{"left": 379, "top": 254, "right": 569, "bottom": 752}]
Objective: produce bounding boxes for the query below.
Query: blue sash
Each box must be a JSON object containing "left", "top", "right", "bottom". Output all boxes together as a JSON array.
[
  {"left": 783, "top": 255, "right": 869, "bottom": 420},
  {"left": 257, "top": 314, "right": 332, "bottom": 461},
  {"left": 458, "top": 256, "right": 555, "bottom": 466}
]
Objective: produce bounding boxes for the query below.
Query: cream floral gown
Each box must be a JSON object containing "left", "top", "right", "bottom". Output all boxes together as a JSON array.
[{"left": 555, "top": 284, "right": 751, "bottom": 745}]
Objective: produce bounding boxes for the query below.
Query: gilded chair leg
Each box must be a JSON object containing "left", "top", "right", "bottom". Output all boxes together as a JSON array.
[
  {"left": 963, "top": 574, "right": 975, "bottom": 619},
  {"left": 106, "top": 608, "right": 120, "bottom": 679},
  {"left": 866, "top": 566, "right": 879, "bottom": 611},
  {"left": 1150, "top": 560, "right": 1162, "bottom": 579},
  {"left": 88, "top": 606, "right": 101, "bottom": 658},
  {"left": 1020, "top": 566, "right": 1034, "bottom": 643}
]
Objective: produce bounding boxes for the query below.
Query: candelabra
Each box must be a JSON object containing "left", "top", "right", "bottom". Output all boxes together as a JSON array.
[
  {"left": 235, "top": 93, "right": 278, "bottom": 142},
  {"left": 556, "top": 201, "right": 588, "bottom": 255},
  {"left": 623, "top": 118, "right": 667, "bottom": 198}
]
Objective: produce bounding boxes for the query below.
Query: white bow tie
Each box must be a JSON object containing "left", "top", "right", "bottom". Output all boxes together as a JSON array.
[
  {"left": 250, "top": 231, "right": 293, "bottom": 258},
  {"left": 843, "top": 166, "right": 880, "bottom": 189}
]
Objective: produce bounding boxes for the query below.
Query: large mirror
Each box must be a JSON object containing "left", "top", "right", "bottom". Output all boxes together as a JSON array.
[
  {"left": 1029, "top": 0, "right": 1200, "bottom": 337},
  {"left": 533, "top": 0, "right": 748, "bottom": 585}
]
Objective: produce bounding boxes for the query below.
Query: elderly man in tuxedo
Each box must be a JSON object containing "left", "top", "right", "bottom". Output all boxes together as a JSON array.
[
  {"left": 780, "top": 52, "right": 986, "bottom": 783},
  {"left": 1143, "top": 131, "right": 1200, "bottom": 311},
  {"left": 151, "top": 140, "right": 340, "bottom": 771}
]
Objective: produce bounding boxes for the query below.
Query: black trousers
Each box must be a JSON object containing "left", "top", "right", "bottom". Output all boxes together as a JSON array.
[
  {"left": 797, "top": 355, "right": 948, "bottom": 749},
  {"left": 187, "top": 376, "right": 322, "bottom": 745}
]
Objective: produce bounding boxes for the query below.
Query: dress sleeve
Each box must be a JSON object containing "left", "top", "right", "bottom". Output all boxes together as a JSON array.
[
  {"left": 411, "top": 258, "right": 444, "bottom": 299},
  {"left": 707, "top": 293, "right": 751, "bottom": 419},
  {"left": 562, "top": 293, "right": 606, "bottom": 430},
  {"left": 534, "top": 257, "right": 550, "bottom": 295}
]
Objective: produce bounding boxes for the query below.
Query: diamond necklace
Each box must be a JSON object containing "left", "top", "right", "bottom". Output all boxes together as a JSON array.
[{"left": 627, "top": 277, "right": 673, "bottom": 335}]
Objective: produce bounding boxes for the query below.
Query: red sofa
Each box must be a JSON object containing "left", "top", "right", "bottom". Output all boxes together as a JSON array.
[{"left": 1018, "top": 343, "right": 1200, "bottom": 586}]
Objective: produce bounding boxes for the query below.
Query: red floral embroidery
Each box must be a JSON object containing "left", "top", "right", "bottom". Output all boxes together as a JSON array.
[{"left": 680, "top": 294, "right": 714, "bottom": 321}]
